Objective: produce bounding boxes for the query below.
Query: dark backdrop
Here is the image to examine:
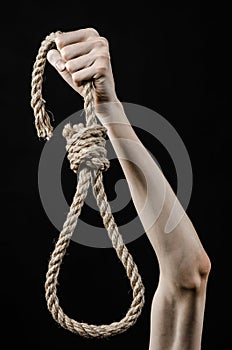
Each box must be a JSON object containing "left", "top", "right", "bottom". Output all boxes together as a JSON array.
[{"left": 1, "top": 3, "right": 230, "bottom": 349}]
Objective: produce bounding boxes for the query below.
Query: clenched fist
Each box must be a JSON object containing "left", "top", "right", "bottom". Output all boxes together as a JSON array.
[{"left": 47, "top": 28, "right": 120, "bottom": 118}]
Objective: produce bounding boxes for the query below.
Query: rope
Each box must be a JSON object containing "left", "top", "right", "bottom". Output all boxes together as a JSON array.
[{"left": 30, "top": 31, "right": 145, "bottom": 338}]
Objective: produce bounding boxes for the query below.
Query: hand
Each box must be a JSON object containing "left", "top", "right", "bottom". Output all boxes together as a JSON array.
[{"left": 47, "top": 28, "right": 120, "bottom": 116}]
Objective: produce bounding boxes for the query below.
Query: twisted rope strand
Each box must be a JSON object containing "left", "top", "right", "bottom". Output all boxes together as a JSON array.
[
  {"left": 31, "top": 32, "right": 60, "bottom": 139},
  {"left": 31, "top": 31, "right": 145, "bottom": 338}
]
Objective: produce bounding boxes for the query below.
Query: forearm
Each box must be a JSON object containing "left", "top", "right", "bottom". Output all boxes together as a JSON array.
[
  {"left": 99, "top": 103, "right": 187, "bottom": 234},
  {"left": 98, "top": 102, "right": 174, "bottom": 232},
  {"left": 98, "top": 102, "right": 210, "bottom": 283}
]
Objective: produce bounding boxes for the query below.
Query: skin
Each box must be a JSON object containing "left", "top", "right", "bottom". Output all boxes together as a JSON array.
[{"left": 47, "top": 28, "right": 211, "bottom": 350}]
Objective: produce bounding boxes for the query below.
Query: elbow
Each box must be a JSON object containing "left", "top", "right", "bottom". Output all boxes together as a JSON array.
[
  {"left": 177, "top": 253, "right": 211, "bottom": 291},
  {"left": 198, "top": 253, "right": 212, "bottom": 288}
]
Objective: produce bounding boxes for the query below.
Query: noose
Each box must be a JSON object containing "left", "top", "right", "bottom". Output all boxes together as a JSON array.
[{"left": 30, "top": 32, "right": 145, "bottom": 338}]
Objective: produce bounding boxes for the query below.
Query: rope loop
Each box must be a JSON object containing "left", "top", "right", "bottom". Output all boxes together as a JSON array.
[{"left": 30, "top": 31, "right": 145, "bottom": 338}]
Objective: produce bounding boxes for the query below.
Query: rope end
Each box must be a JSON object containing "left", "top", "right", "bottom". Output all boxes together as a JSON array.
[{"left": 35, "top": 108, "right": 54, "bottom": 140}]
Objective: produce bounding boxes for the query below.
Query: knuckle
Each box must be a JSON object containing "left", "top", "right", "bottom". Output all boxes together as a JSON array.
[
  {"left": 72, "top": 71, "right": 81, "bottom": 83},
  {"left": 95, "top": 36, "right": 108, "bottom": 47},
  {"left": 96, "top": 64, "right": 107, "bottom": 74},
  {"left": 55, "top": 34, "right": 65, "bottom": 49},
  {"left": 65, "top": 60, "right": 74, "bottom": 73},
  {"left": 100, "top": 36, "right": 109, "bottom": 46},
  {"left": 60, "top": 47, "right": 69, "bottom": 61},
  {"left": 86, "top": 27, "right": 99, "bottom": 37},
  {"left": 97, "top": 52, "right": 110, "bottom": 61}
]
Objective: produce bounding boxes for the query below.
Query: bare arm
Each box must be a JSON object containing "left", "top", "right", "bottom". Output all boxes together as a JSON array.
[
  {"left": 102, "top": 106, "right": 211, "bottom": 350},
  {"left": 47, "top": 28, "right": 211, "bottom": 350}
]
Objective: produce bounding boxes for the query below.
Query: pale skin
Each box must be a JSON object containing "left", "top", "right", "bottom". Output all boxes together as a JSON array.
[{"left": 47, "top": 28, "right": 211, "bottom": 350}]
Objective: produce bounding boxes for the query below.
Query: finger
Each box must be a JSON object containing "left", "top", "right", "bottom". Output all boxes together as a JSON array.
[
  {"left": 59, "top": 41, "right": 93, "bottom": 61},
  {"left": 71, "top": 65, "right": 96, "bottom": 86},
  {"left": 65, "top": 53, "right": 95, "bottom": 74},
  {"left": 47, "top": 49, "right": 74, "bottom": 88},
  {"left": 55, "top": 28, "right": 99, "bottom": 50},
  {"left": 71, "top": 56, "right": 109, "bottom": 86},
  {"left": 59, "top": 37, "right": 108, "bottom": 62},
  {"left": 47, "top": 49, "right": 66, "bottom": 71}
]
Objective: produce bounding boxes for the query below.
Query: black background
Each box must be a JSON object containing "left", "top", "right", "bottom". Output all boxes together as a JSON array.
[{"left": 1, "top": 2, "right": 230, "bottom": 349}]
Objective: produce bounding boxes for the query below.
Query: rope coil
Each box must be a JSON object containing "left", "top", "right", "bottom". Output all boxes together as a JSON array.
[
  {"left": 31, "top": 31, "right": 145, "bottom": 338},
  {"left": 63, "top": 123, "right": 110, "bottom": 172}
]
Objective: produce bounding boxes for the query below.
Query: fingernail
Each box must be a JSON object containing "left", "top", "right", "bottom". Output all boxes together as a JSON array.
[{"left": 55, "top": 59, "right": 66, "bottom": 72}]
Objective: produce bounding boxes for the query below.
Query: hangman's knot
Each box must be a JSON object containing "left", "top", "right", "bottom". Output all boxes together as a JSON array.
[{"left": 62, "top": 123, "right": 110, "bottom": 173}]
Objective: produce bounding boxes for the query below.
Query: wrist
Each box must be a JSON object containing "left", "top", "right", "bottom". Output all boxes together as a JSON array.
[{"left": 96, "top": 100, "right": 131, "bottom": 127}]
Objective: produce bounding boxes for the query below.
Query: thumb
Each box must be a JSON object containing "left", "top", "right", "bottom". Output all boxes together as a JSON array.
[
  {"left": 47, "top": 49, "right": 75, "bottom": 90},
  {"left": 47, "top": 49, "right": 66, "bottom": 71}
]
